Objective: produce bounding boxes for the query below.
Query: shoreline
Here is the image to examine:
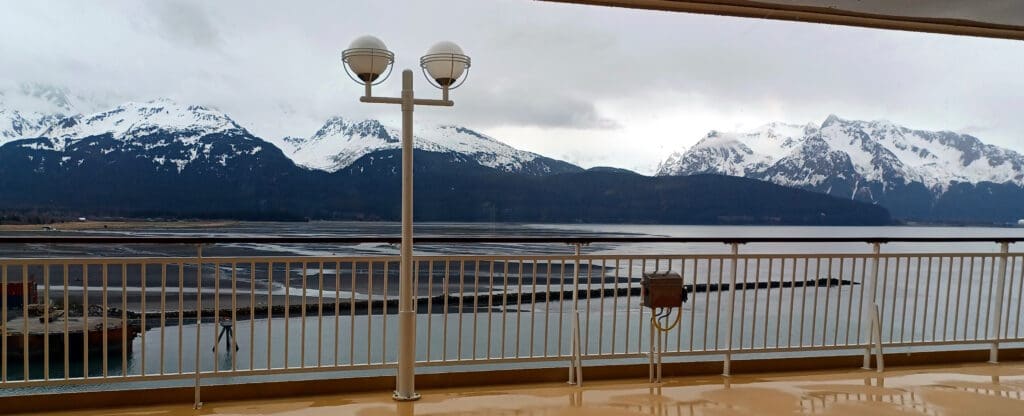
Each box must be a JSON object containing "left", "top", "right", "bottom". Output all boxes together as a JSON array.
[{"left": 0, "top": 220, "right": 237, "bottom": 232}]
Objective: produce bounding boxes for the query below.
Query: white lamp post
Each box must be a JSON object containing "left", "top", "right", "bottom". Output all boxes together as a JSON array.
[{"left": 341, "top": 35, "right": 471, "bottom": 402}]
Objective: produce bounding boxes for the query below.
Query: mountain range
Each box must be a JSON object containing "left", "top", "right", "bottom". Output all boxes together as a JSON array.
[
  {"left": 279, "top": 117, "right": 580, "bottom": 176},
  {"left": 657, "top": 116, "right": 1024, "bottom": 223},
  {"left": 0, "top": 96, "right": 888, "bottom": 225}
]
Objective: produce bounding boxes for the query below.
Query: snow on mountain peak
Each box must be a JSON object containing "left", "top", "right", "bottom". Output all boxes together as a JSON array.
[
  {"left": 1, "top": 109, "right": 38, "bottom": 140},
  {"left": 0, "top": 108, "right": 64, "bottom": 145},
  {"left": 2, "top": 93, "right": 578, "bottom": 177},
  {"left": 2, "top": 98, "right": 268, "bottom": 174},
  {"left": 310, "top": 117, "right": 396, "bottom": 145},
  {"left": 821, "top": 114, "right": 844, "bottom": 128},
  {"left": 38, "top": 99, "right": 246, "bottom": 150},
  {"left": 285, "top": 117, "right": 548, "bottom": 174},
  {"left": 425, "top": 125, "right": 549, "bottom": 173},
  {"left": 285, "top": 117, "right": 402, "bottom": 171},
  {"left": 658, "top": 115, "right": 1024, "bottom": 197},
  {"left": 0, "top": 85, "right": 74, "bottom": 146},
  {"left": 659, "top": 121, "right": 811, "bottom": 177},
  {"left": 0, "top": 83, "right": 121, "bottom": 146}
]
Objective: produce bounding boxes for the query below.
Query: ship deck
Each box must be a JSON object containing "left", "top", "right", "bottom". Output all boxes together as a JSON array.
[{"left": 32, "top": 361, "right": 1024, "bottom": 415}]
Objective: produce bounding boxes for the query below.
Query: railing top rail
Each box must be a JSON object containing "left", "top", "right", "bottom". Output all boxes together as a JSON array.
[{"left": 0, "top": 236, "right": 1021, "bottom": 245}]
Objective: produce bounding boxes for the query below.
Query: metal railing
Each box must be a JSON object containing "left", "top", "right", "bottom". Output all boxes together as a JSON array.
[{"left": 2, "top": 236, "right": 1023, "bottom": 402}]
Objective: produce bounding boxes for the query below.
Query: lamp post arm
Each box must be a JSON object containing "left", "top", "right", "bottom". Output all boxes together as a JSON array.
[
  {"left": 413, "top": 98, "right": 454, "bottom": 106},
  {"left": 360, "top": 96, "right": 453, "bottom": 107},
  {"left": 359, "top": 96, "right": 404, "bottom": 105},
  {"left": 359, "top": 72, "right": 452, "bottom": 106}
]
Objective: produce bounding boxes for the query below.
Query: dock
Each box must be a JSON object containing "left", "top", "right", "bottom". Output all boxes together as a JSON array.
[{"left": 3, "top": 316, "right": 137, "bottom": 360}]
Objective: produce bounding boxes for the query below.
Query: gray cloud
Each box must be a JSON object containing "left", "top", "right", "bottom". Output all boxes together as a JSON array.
[
  {"left": 142, "top": 1, "right": 223, "bottom": 49},
  {"left": 456, "top": 87, "right": 621, "bottom": 130}
]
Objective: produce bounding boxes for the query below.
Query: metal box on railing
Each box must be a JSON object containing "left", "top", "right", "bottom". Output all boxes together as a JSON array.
[
  {"left": 5, "top": 280, "right": 37, "bottom": 309},
  {"left": 641, "top": 271, "right": 684, "bottom": 308}
]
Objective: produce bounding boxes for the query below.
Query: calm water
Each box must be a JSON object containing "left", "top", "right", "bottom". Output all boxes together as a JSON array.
[{"left": 4, "top": 223, "right": 1024, "bottom": 389}]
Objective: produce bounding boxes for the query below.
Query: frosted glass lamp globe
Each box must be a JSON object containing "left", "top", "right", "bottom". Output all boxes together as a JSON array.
[
  {"left": 343, "top": 35, "right": 394, "bottom": 83},
  {"left": 420, "top": 41, "right": 471, "bottom": 87}
]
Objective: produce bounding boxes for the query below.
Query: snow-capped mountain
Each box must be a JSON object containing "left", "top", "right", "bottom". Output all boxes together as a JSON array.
[
  {"left": 283, "top": 117, "right": 580, "bottom": 175},
  {"left": 7, "top": 99, "right": 275, "bottom": 174},
  {"left": 0, "top": 98, "right": 309, "bottom": 221},
  {"left": 0, "top": 98, "right": 889, "bottom": 225},
  {"left": 0, "top": 109, "right": 61, "bottom": 143},
  {"left": 37, "top": 99, "right": 248, "bottom": 148},
  {"left": 658, "top": 122, "right": 817, "bottom": 178},
  {"left": 661, "top": 115, "right": 1024, "bottom": 192},
  {"left": 657, "top": 115, "right": 1024, "bottom": 220},
  {"left": 2, "top": 94, "right": 580, "bottom": 178},
  {"left": 0, "top": 83, "right": 114, "bottom": 146}
]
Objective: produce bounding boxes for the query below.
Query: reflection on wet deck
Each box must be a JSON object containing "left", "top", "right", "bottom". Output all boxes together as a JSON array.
[{"left": 33, "top": 361, "right": 1024, "bottom": 415}]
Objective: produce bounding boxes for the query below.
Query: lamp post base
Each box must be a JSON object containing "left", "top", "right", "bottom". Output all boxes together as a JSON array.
[{"left": 392, "top": 392, "right": 422, "bottom": 402}]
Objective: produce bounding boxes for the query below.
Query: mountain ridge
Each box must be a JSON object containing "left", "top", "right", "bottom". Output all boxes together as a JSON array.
[
  {"left": 659, "top": 115, "right": 1024, "bottom": 192},
  {"left": 0, "top": 99, "right": 889, "bottom": 225},
  {"left": 657, "top": 115, "right": 1024, "bottom": 222},
  {"left": 281, "top": 116, "right": 581, "bottom": 175},
  {"left": 0, "top": 96, "right": 582, "bottom": 177},
  {"left": 0, "top": 95, "right": 1011, "bottom": 223}
]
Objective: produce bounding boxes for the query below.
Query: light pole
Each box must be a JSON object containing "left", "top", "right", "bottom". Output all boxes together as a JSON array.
[{"left": 341, "top": 35, "right": 471, "bottom": 402}]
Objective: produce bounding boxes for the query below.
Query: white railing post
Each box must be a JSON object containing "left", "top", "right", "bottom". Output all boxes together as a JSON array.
[
  {"left": 871, "top": 304, "right": 884, "bottom": 372},
  {"left": 990, "top": 241, "right": 1010, "bottom": 363},
  {"left": 648, "top": 310, "right": 656, "bottom": 383},
  {"left": 862, "top": 242, "right": 881, "bottom": 370},
  {"left": 723, "top": 242, "right": 739, "bottom": 376},
  {"left": 568, "top": 243, "right": 583, "bottom": 386},
  {"left": 1, "top": 262, "right": 6, "bottom": 385},
  {"left": 193, "top": 244, "right": 203, "bottom": 409}
]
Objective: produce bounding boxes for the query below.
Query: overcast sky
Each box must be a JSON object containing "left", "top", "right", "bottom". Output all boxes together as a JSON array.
[{"left": 1, "top": 0, "right": 1021, "bottom": 174}]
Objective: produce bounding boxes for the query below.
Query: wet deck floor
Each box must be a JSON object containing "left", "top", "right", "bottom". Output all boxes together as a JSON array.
[{"left": 32, "top": 361, "right": 1024, "bottom": 415}]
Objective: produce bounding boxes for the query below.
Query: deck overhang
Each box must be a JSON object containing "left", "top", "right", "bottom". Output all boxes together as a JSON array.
[{"left": 539, "top": 0, "right": 1024, "bottom": 41}]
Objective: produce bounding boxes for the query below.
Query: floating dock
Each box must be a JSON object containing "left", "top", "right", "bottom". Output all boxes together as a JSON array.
[{"left": 3, "top": 316, "right": 138, "bottom": 360}]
